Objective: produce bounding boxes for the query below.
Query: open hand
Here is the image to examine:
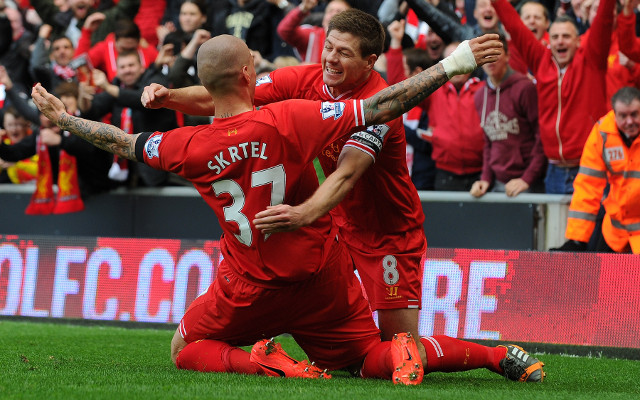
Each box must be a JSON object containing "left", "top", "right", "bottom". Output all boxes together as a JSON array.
[
  {"left": 31, "top": 84, "right": 67, "bottom": 126},
  {"left": 253, "top": 204, "right": 307, "bottom": 234}
]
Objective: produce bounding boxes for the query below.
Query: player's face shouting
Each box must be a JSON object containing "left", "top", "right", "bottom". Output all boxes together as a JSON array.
[{"left": 321, "top": 30, "right": 374, "bottom": 97}]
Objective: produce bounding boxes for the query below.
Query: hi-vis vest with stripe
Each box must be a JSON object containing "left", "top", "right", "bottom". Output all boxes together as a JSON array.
[{"left": 566, "top": 110, "right": 640, "bottom": 252}]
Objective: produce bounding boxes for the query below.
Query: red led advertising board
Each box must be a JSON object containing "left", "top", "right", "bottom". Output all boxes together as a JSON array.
[{"left": 1, "top": 235, "right": 639, "bottom": 348}]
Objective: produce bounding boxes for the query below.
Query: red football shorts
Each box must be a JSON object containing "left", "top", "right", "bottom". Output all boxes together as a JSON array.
[
  {"left": 178, "top": 239, "right": 381, "bottom": 371},
  {"left": 340, "top": 227, "right": 426, "bottom": 311}
]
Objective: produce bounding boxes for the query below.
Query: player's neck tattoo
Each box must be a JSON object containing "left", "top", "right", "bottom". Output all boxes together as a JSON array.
[
  {"left": 218, "top": 112, "right": 234, "bottom": 118},
  {"left": 363, "top": 63, "right": 448, "bottom": 126},
  {"left": 57, "top": 112, "right": 137, "bottom": 160}
]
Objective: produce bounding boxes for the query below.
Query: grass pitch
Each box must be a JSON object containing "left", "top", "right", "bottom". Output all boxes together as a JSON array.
[{"left": 1, "top": 320, "right": 639, "bottom": 400}]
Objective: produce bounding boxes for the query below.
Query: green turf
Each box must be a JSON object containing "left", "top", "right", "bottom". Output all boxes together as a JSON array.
[{"left": 1, "top": 320, "right": 639, "bottom": 400}]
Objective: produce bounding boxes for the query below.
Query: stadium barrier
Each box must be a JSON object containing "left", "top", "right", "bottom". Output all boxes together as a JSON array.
[
  {"left": 417, "top": 191, "right": 571, "bottom": 250},
  {"left": 0, "top": 185, "right": 570, "bottom": 250},
  {"left": 1, "top": 234, "right": 638, "bottom": 354}
]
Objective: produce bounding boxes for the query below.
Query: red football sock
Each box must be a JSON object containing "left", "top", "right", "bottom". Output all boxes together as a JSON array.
[
  {"left": 360, "top": 341, "right": 393, "bottom": 380},
  {"left": 176, "top": 339, "right": 262, "bottom": 375},
  {"left": 420, "top": 335, "right": 507, "bottom": 374}
]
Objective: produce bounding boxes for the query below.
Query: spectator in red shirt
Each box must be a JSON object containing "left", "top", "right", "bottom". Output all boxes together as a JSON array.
[
  {"left": 74, "top": 16, "right": 158, "bottom": 82},
  {"left": 491, "top": 0, "right": 615, "bottom": 194},
  {"left": 277, "top": 0, "right": 351, "bottom": 63},
  {"left": 387, "top": 25, "right": 485, "bottom": 191}
]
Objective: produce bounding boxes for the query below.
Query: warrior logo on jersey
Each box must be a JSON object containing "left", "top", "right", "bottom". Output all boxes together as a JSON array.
[
  {"left": 320, "top": 101, "right": 345, "bottom": 120},
  {"left": 256, "top": 75, "right": 272, "bottom": 87},
  {"left": 145, "top": 134, "right": 163, "bottom": 159}
]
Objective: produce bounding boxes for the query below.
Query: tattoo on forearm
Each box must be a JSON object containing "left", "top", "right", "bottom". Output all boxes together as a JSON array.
[
  {"left": 57, "top": 113, "right": 138, "bottom": 160},
  {"left": 363, "top": 63, "right": 449, "bottom": 125}
]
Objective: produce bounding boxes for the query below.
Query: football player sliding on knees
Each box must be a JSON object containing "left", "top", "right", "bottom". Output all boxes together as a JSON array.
[{"left": 28, "top": 34, "right": 545, "bottom": 387}]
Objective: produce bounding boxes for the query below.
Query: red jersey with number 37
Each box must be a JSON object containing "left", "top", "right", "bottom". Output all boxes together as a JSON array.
[
  {"left": 141, "top": 99, "right": 366, "bottom": 284},
  {"left": 254, "top": 64, "right": 425, "bottom": 235}
]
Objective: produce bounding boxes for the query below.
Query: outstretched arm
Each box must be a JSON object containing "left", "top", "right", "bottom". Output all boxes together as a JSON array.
[
  {"left": 143, "top": 35, "right": 499, "bottom": 120},
  {"left": 31, "top": 84, "right": 139, "bottom": 161},
  {"left": 363, "top": 34, "right": 501, "bottom": 126},
  {"left": 141, "top": 83, "right": 215, "bottom": 116},
  {"left": 618, "top": 0, "right": 640, "bottom": 63}
]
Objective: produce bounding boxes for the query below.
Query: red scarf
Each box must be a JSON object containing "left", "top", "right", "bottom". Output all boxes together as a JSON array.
[
  {"left": 53, "top": 64, "right": 77, "bottom": 81},
  {"left": 25, "top": 132, "right": 84, "bottom": 215}
]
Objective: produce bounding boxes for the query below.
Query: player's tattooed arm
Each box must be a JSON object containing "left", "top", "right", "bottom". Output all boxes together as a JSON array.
[
  {"left": 362, "top": 63, "right": 448, "bottom": 125},
  {"left": 31, "top": 83, "right": 139, "bottom": 161},
  {"left": 363, "top": 33, "right": 502, "bottom": 126},
  {"left": 57, "top": 113, "right": 139, "bottom": 161}
]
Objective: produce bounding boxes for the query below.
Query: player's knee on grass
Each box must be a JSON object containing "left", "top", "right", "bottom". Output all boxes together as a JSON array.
[{"left": 171, "top": 328, "right": 187, "bottom": 366}]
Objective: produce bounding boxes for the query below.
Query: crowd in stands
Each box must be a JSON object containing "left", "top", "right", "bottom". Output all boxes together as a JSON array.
[{"left": 1, "top": 0, "right": 640, "bottom": 252}]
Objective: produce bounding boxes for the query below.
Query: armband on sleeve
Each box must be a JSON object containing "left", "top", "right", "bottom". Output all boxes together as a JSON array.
[
  {"left": 135, "top": 131, "right": 154, "bottom": 162},
  {"left": 344, "top": 124, "right": 390, "bottom": 161}
]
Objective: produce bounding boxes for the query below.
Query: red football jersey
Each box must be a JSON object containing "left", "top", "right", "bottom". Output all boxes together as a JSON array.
[
  {"left": 254, "top": 65, "right": 425, "bottom": 235},
  {"left": 142, "top": 99, "right": 366, "bottom": 284}
]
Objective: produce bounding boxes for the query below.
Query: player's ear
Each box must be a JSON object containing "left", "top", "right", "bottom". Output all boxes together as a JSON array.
[
  {"left": 365, "top": 54, "right": 378, "bottom": 71},
  {"left": 242, "top": 65, "right": 251, "bottom": 84}
]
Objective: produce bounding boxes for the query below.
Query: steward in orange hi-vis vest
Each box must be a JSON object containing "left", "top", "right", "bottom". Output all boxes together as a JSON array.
[{"left": 566, "top": 90, "right": 640, "bottom": 253}]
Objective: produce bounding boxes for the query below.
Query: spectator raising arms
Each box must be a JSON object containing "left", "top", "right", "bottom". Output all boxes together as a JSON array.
[{"left": 491, "top": 0, "right": 615, "bottom": 194}]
